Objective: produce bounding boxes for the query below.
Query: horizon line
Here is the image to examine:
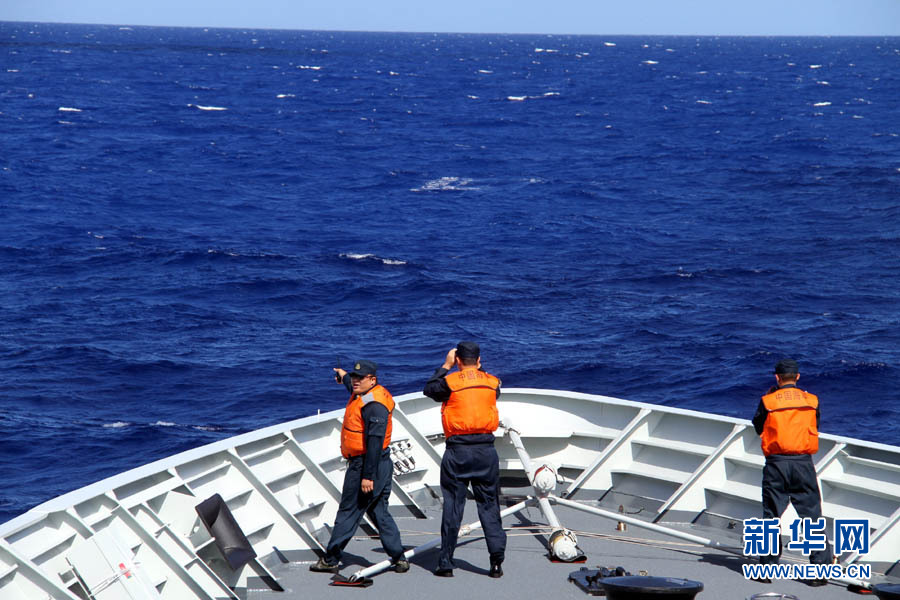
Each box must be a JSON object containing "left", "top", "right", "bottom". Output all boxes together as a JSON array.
[{"left": 2, "top": 19, "right": 899, "bottom": 38}]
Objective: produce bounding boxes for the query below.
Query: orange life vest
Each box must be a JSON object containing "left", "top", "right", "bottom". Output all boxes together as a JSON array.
[
  {"left": 760, "top": 386, "right": 819, "bottom": 457},
  {"left": 441, "top": 368, "right": 500, "bottom": 437},
  {"left": 340, "top": 384, "right": 394, "bottom": 458}
]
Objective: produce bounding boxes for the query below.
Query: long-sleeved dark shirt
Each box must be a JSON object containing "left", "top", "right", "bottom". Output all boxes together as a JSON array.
[
  {"left": 752, "top": 382, "right": 821, "bottom": 437},
  {"left": 342, "top": 374, "right": 390, "bottom": 480},
  {"left": 423, "top": 367, "right": 500, "bottom": 445}
]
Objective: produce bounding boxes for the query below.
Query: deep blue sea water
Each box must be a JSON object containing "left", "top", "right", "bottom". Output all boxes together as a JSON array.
[{"left": 1, "top": 23, "right": 899, "bottom": 526}]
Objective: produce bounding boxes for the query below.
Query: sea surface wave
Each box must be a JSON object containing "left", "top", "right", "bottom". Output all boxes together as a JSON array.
[{"left": 2, "top": 23, "right": 899, "bottom": 524}]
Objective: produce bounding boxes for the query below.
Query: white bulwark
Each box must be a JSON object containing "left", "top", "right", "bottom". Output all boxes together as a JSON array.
[{"left": 1, "top": 389, "right": 898, "bottom": 599}]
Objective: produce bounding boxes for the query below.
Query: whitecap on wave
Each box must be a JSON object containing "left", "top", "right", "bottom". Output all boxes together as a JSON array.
[
  {"left": 58, "top": 107, "right": 82, "bottom": 112},
  {"left": 506, "top": 92, "right": 559, "bottom": 102},
  {"left": 188, "top": 104, "right": 228, "bottom": 111},
  {"left": 103, "top": 421, "right": 130, "bottom": 428},
  {"left": 411, "top": 176, "right": 477, "bottom": 192},
  {"left": 339, "top": 253, "right": 407, "bottom": 266},
  {"left": 154, "top": 421, "right": 176, "bottom": 427},
  {"left": 813, "top": 101, "right": 832, "bottom": 107}
]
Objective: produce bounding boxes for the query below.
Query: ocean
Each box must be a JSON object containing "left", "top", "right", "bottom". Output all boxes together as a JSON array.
[{"left": 1, "top": 23, "right": 898, "bottom": 526}]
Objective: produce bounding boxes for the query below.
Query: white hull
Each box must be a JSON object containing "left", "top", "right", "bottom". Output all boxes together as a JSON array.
[{"left": 2, "top": 388, "right": 898, "bottom": 599}]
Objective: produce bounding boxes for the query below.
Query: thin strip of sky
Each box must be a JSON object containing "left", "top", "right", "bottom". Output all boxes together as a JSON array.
[{"left": 2, "top": 0, "right": 900, "bottom": 36}]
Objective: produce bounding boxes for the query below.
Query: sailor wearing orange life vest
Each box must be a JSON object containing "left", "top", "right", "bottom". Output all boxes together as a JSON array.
[
  {"left": 751, "top": 358, "right": 832, "bottom": 577},
  {"left": 424, "top": 341, "right": 506, "bottom": 579},
  {"left": 309, "top": 360, "right": 408, "bottom": 575}
]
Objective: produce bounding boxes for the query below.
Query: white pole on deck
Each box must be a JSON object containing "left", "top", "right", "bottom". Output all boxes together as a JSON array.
[
  {"left": 503, "top": 423, "right": 583, "bottom": 561},
  {"left": 504, "top": 425, "right": 562, "bottom": 529},
  {"left": 348, "top": 499, "right": 533, "bottom": 581},
  {"left": 551, "top": 495, "right": 742, "bottom": 554}
]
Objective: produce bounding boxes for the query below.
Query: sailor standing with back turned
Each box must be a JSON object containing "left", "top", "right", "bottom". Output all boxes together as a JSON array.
[
  {"left": 424, "top": 341, "right": 506, "bottom": 578},
  {"left": 751, "top": 358, "right": 832, "bottom": 586}
]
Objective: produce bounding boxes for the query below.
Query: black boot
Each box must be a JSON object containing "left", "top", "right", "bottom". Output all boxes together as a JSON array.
[
  {"left": 309, "top": 557, "right": 339, "bottom": 573},
  {"left": 392, "top": 559, "right": 410, "bottom": 573}
]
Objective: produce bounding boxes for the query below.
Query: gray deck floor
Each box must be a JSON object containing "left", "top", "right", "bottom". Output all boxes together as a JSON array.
[{"left": 249, "top": 499, "right": 890, "bottom": 600}]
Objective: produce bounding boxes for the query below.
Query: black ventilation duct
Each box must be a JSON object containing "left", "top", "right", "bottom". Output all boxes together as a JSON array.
[{"left": 195, "top": 493, "right": 257, "bottom": 570}]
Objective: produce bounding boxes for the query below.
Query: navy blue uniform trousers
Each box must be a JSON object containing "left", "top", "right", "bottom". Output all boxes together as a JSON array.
[
  {"left": 323, "top": 450, "right": 404, "bottom": 564},
  {"left": 760, "top": 454, "right": 832, "bottom": 565},
  {"left": 437, "top": 441, "right": 507, "bottom": 571}
]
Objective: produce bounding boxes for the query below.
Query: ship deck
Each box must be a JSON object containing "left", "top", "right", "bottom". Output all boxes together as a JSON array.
[
  {"left": 249, "top": 498, "right": 882, "bottom": 600},
  {"left": 4, "top": 389, "right": 897, "bottom": 600}
]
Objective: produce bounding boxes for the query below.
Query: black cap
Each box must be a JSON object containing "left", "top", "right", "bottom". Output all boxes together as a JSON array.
[
  {"left": 774, "top": 359, "right": 799, "bottom": 375},
  {"left": 349, "top": 359, "right": 377, "bottom": 377},
  {"left": 456, "top": 341, "right": 480, "bottom": 359}
]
